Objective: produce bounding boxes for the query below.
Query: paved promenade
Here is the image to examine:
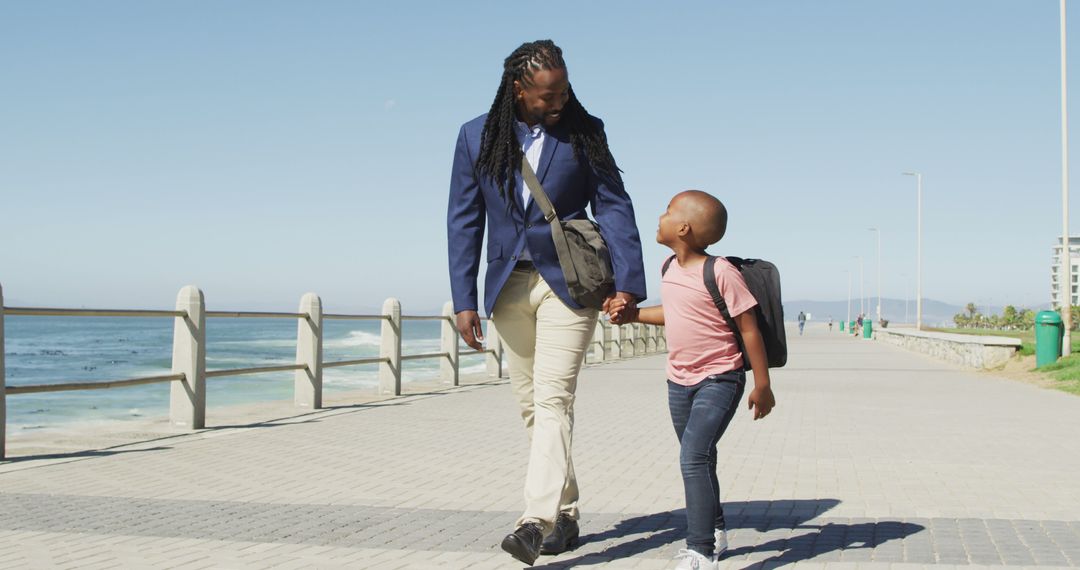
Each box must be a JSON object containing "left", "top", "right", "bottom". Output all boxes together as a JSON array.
[{"left": 1, "top": 324, "right": 1080, "bottom": 569}]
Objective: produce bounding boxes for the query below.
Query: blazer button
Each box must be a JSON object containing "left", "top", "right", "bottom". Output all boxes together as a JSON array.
[
  {"left": 526, "top": 223, "right": 532, "bottom": 229},
  {"left": 511, "top": 255, "right": 517, "bottom": 261}
]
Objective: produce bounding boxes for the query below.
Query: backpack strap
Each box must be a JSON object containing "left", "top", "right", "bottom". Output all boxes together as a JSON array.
[
  {"left": 702, "top": 255, "right": 749, "bottom": 370},
  {"left": 661, "top": 255, "right": 676, "bottom": 276}
]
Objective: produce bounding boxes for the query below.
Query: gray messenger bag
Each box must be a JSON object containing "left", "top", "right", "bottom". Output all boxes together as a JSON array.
[{"left": 521, "top": 156, "right": 615, "bottom": 310}]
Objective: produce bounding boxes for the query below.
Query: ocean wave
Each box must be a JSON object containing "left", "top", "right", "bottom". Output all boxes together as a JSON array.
[
  {"left": 325, "top": 330, "right": 382, "bottom": 348},
  {"left": 206, "top": 356, "right": 292, "bottom": 366},
  {"left": 403, "top": 339, "right": 441, "bottom": 350},
  {"left": 323, "top": 367, "right": 379, "bottom": 388},
  {"left": 212, "top": 339, "right": 298, "bottom": 349},
  {"left": 460, "top": 362, "right": 487, "bottom": 374}
]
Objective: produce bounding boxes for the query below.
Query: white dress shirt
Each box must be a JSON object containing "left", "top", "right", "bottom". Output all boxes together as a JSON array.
[{"left": 516, "top": 121, "right": 545, "bottom": 261}]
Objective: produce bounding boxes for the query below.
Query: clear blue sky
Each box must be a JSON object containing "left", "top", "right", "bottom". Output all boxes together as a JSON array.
[{"left": 0, "top": 1, "right": 1072, "bottom": 313}]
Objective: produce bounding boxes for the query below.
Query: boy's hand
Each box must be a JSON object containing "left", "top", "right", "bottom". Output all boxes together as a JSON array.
[
  {"left": 603, "top": 292, "right": 636, "bottom": 313},
  {"left": 604, "top": 296, "right": 626, "bottom": 316},
  {"left": 605, "top": 298, "right": 637, "bottom": 324},
  {"left": 747, "top": 385, "right": 775, "bottom": 420}
]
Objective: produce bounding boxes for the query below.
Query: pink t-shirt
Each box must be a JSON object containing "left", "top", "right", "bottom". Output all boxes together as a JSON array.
[{"left": 662, "top": 257, "right": 758, "bottom": 386}]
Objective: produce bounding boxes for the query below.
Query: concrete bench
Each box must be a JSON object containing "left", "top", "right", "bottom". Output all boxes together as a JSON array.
[{"left": 874, "top": 328, "right": 1022, "bottom": 369}]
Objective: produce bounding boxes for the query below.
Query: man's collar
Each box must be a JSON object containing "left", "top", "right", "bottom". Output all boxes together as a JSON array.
[{"left": 516, "top": 119, "right": 545, "bottom": 140}]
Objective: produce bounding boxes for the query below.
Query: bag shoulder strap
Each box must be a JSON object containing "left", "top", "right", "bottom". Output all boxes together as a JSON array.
[
  {"left": 661, "top": 255, "right": 676, "bottom": 276},
  {"left": 522, "top": 156, "right": 584, "bottom": 286},
  {"left": 521, "top": 156, "right": 558, "bottom": 223},
  {"left": 702, "top": 255, "right": 748, "bottom": 367}
]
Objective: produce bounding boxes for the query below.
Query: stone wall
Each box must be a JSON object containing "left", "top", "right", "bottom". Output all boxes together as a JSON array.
[{"left": 874, "top": 328, "right": 1021, "bottom": 369}]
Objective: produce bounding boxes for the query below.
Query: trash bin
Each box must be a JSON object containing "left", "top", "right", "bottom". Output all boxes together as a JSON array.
[
  {"left": 1035, "top": 310, "right": 1064, "bottom": 367},
  {"left": 839, "top": 321, "right": 845, "bottom": 332},
  {"left": 849, "top": 320, "right": 856, "bottom": 335},
  {"left": 862, "top": 317, "right": 873, "bottom": 339}
]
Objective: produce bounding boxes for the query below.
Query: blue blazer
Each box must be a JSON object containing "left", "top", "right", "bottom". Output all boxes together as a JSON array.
[{"left": 447, "top": 113, "right": 647, "bottom": 316}]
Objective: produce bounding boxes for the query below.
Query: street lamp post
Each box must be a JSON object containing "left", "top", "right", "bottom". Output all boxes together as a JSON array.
[
  {"left": 1062, "top": 0, "right": 1073, "bottom": 356},
  {"left": 847, "top": 269, "right": 852, "bottom": 327},
  {"left": 900, "top": 273, "right": 910, "bottom": 324},
  {"left": 869, "top": 227, "right": 882, "bottom": 323},
  {"left": 902, "top": 172, "right": 923, "bottom": 330},
  {"left": 853, "top": 255, "right": 864, "bottom": 319}
]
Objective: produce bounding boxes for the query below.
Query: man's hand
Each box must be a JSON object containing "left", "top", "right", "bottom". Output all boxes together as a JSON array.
[
  {"left": 606, "top": 298, "right": 638, "bottom": 324},
  {"left": 602, "top": 291, "right": 637, "bottom": 320},
  {"left": 747, "top": 385, "right": 775, "bottom": 420},
  {"left": 455, "top": 310, "right": 485, "bottom": 351}
]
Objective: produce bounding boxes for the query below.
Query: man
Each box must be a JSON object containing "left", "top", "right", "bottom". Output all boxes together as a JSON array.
[
  {"left": 798, "top": 311, "right": 806, "bottom": 335},
  {"left": 447, "top": 40, "right": 646, "bottom": 566}
]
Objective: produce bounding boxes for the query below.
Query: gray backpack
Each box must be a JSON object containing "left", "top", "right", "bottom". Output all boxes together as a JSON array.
[{"left": 521, "top": 157, "right": 615, "bottom": 309}]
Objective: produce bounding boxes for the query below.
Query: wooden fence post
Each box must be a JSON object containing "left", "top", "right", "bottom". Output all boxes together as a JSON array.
[
  {"left": 294, "top": 293, "right": 323, "bottom": 409},
  {"left": 602, "top": 320, "right": 613, "bottom": 361},
  {"left": 590, "top": 320, "right": 606, "bottom": 363},
  {"left": 170, "top": 286, "right": 206, "bottom": 429},
  {"left": 486, "top": 319, "right": 505, "bottom": 378},
  {"left": 441, "top": 301, "right": 459, "bottom": 386},
  {"left": 0, "top": 284, "right": 6, "bottom": 459},
  {"left": 380, "top": 298, "right": 402, "bottom": 395},
  {"left": 621, "top": 324, "right": 635, "bottom": 356}
]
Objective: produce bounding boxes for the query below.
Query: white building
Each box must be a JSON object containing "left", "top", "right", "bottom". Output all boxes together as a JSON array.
[{"left": 1051, "top": 236, "right": 1080, "bottom": 308}]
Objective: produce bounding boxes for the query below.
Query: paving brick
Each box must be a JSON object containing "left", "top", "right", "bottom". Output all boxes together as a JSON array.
[{"left": 1, "top": 330, "right": 1080, "bottom": 567}]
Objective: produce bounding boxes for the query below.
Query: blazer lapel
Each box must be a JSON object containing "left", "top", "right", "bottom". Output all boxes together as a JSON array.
[
  {"left": 513, "top": 173, "right": 527, "bottom": 218},
  {"left": 537, "top": 130, "right": 560, "bottom": 184},
  {"left": 523, "top": 130, "right": 560, "bottom": 220}
]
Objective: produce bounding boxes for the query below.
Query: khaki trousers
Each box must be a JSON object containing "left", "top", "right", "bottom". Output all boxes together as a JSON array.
[{"left": 492, "top": 267, "right": 598, "bottom": 536}]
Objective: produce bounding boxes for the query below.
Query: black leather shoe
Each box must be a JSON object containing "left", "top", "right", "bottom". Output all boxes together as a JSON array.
[
  {"left": 540, "top": 513, "right": 580, "bottom": 555},
  {"left": 500, "top": 522, "right": 544, "bottom": 566}
]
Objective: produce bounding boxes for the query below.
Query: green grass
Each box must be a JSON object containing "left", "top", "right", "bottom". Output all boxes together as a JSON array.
[
  {"left": 1029, "top": 354, "right": 1080, "bottom": 395},
  {"left": 927, "top": 327, "right": 1080, "bottom": 394}
]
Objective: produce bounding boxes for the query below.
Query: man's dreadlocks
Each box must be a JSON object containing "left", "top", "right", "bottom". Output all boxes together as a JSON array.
[{"left": 476, "top": 40, "right": 621, "bottom": 204}]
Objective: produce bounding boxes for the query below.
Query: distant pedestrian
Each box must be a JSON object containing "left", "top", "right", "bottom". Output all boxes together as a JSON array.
[
  {"left": 608, "top": 190, "right": 775, "bottom": 570},
  {"left": 797, "top": 311, "right": 806, "bottom": 335},
  {"left": 828, "top": 317, "right": 833, "bottom": 332}
]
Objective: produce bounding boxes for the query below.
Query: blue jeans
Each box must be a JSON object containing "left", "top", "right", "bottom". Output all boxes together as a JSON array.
[{"left": 668, "top": 370, "right": 746, "bottom": 556}]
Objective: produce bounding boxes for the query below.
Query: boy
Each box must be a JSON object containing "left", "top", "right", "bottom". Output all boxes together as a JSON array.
[{"left": 607, "top": 190, "right": 776, "bottom": 570}]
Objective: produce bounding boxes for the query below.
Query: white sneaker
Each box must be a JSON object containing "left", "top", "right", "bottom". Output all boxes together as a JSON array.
[
  {"left": 714, "top": 529, "right": 728, "bottom": 557},
  {"left": 673, "top": 548, "right": 717, "bottom": 570}
]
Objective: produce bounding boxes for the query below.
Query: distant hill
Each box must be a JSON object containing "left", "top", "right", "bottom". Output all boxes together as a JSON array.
[{"left": 783, "top": 298, "right": 1050, "bottom": 327}]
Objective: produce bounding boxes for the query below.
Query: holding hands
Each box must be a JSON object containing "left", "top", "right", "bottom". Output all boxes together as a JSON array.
[
  {"left": 604, "top": 294, "right": 664, "bottom": 327},
  {"left": 603, "top": 293, "right": 638, "bottom": 324}
]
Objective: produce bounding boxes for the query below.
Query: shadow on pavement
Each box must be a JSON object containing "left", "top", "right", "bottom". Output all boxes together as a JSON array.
[
  {"left": 726, "top": 519, "right": 924, "bottom": 570},
  {"left": 0, "top": 445, "right": 173, "bottom": 464},
  {"left": 535, "top": 498, "right": 924, "bottom": 568}
]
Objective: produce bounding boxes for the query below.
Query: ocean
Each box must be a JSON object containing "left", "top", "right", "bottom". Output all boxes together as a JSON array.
[{"left": 2, "top": 315, "right": 488, "bottom": 435}]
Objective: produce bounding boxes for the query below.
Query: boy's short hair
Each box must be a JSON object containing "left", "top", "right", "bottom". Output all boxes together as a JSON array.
[{"left": 678, "top": 190, "right": 728, "bottom": 247}]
